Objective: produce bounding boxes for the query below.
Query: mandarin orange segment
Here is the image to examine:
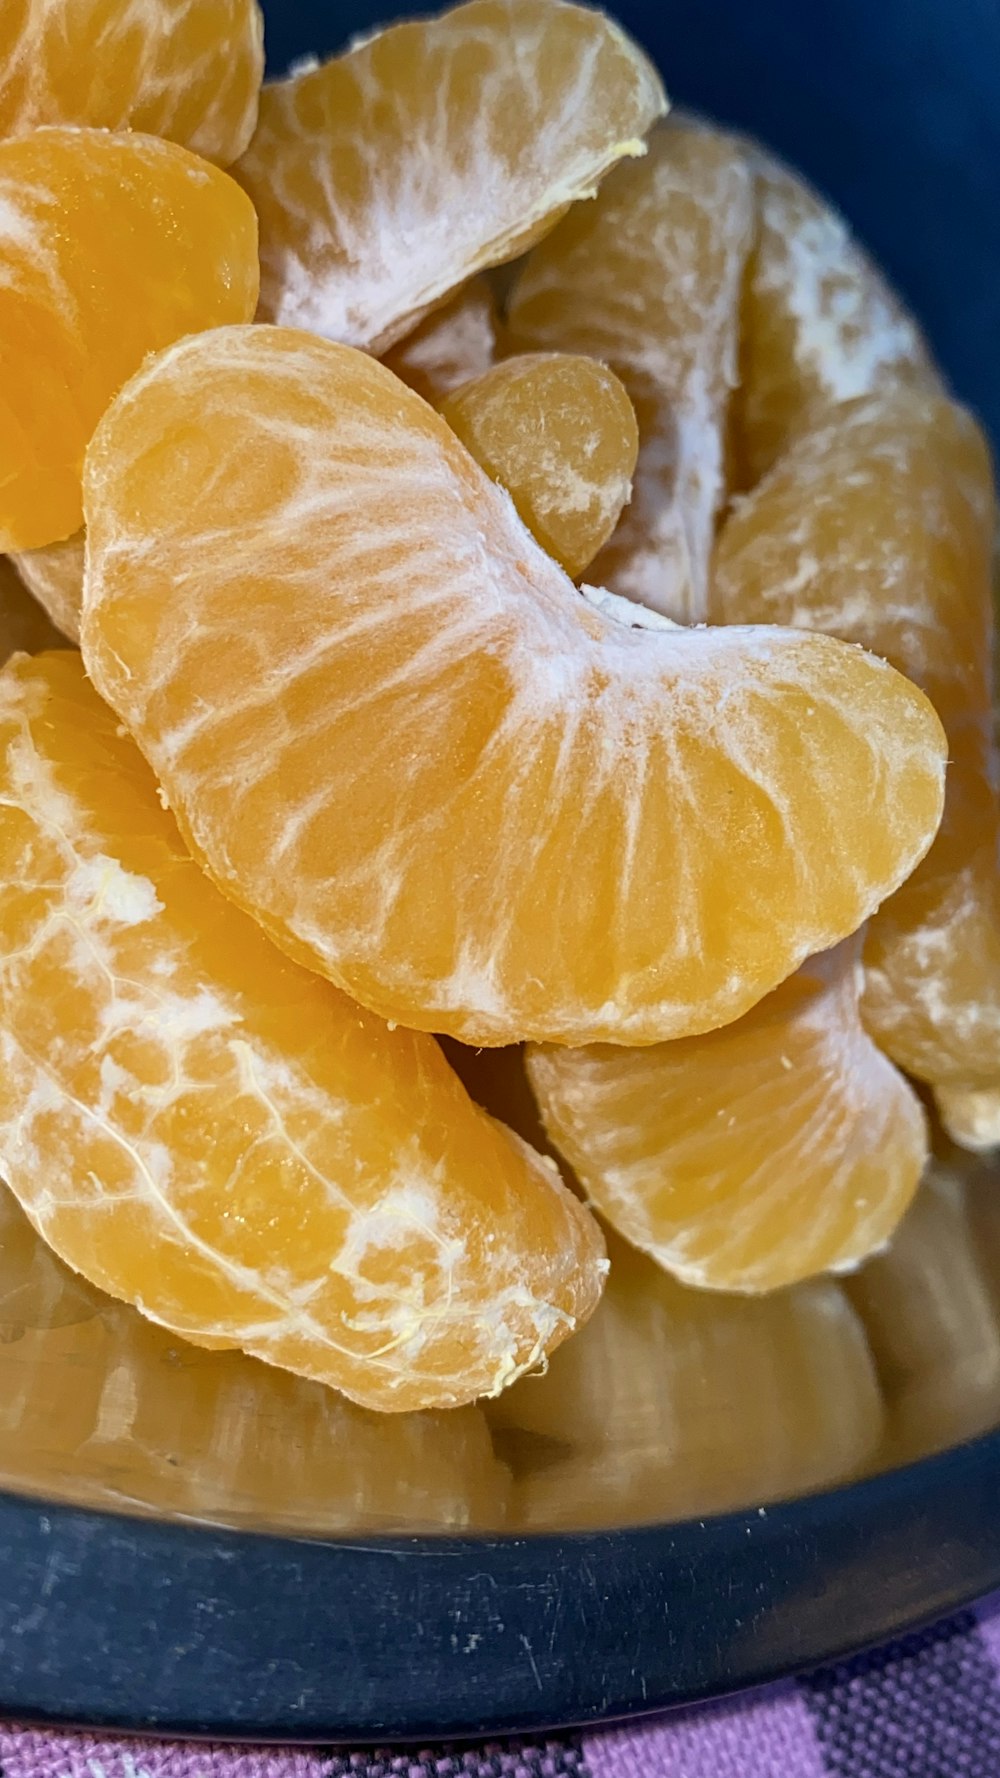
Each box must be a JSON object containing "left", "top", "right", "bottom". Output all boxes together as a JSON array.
[
  {"left": 0, "top": 0, "right": 264, "bottom": 166},
  {"left": 440, "top": 352, "right": 639, "bottom": 579},
  {"left": 0, "top": 127, "right": 259, "bottom": 551},
  {"left": 81, "top": 325, "right": 947, "bottom": 1048},
  {"left": 737, "top": 148, "right": 941, "bottom": 484},
  {"left": 0, "top": 651, "right": 605, "bottom": 1413},
  {"left": 715, "top": 391, "right": 995, "bottom": 721},
  {"left": 489, "top": 1233, "right": 882, "bottom": 1527},
  {"left": 0, "top": 1184, "right": 510, "bottom": 1531},
  {"left": 0, "top": 555, "right": 70, "bottom": 661},
  {"left": 507, "top": 118, "right": 753, "bottom": 619},
  {"left": 845, "top": 1165, "right": 1000, "bottom": 1462},
  {"left": 861, "top": 732, "right": 1000, "bottom": 1097},
  {"left": 934, "top": 1085, "right": 1000, "bottom": 1154},
  {"left": 713, "top": 390, "right": 1000, "bottom": 1099},
  {"left": 11, "top": 532, "right": 84, "bottom": 643},
  {"left": 526, "top": 933, "right": 926, "bottom": 1293},
  {"left": 382, "top": 278, "right": 498, "bottom": 405},
  {"left": 232, "top": 0, "right": 666, "bottom": 353}
]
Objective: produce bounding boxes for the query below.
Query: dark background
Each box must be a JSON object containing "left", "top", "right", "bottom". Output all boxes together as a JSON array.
[{"left": 261, "top": 0, "right": 1000, "bottom": 448}]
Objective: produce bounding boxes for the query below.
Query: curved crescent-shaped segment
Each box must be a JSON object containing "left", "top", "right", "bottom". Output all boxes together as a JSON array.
[{"left": 82, "top": 326, "right": 947, "bottom": 1046}]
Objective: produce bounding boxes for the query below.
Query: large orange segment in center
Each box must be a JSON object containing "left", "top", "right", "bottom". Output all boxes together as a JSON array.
[{"left": 82, "top": 326, "right": 947, "bottom": 1048}]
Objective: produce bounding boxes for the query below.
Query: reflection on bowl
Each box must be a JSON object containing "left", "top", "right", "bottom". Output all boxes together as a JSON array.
[
  {"left": 1, "top": 1142, "right": 1000, "bottom": 1535},
  {"left": 0, "top": 1185, "right": 509, "bottom": 1534},
  {"left": 487, "top": 1230, "right": 883, "bottom": 1529},
  {"left": 848, "top": 1155, "right": 1000, "bottom": 1462}
]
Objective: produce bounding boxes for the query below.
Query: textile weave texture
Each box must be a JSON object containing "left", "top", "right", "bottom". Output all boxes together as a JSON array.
[{"left": 6, "top": 1594, "right": 1000, "bottom": 1778}]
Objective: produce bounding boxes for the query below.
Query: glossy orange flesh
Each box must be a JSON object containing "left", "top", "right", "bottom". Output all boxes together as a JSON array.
[
  {"left": 0, "top": 0, "right": 264, "bottom": 165},
  {"left": 80, "top": 326, "right": 947, "bottom": 1047},
  {"left": 846, "top": 1166, "right": 1000, "bottom": 1461},
  {"left": 0, "top": 1182, "right": 511, "bottom": 1531},
  {"left": 0, "top": 652, "right": 606, "bottom": 1413},
  {"left": 233, "top": 0, "right": 666, "bottom": 352},
  {"left": 714, "top": 389, "right": 1000, "bottom": 1098},
  {"left": 527, "top": 934, "right": 926, "bottom": 1292},
  {"left": 441, "top": 352, "right": 639, "bottom": 578},
  {"left": 508, "top": 119, "right": 753, "bottom": 619},
  {"left": 0, "top": 126, "right": 259, "bottom": 550}
]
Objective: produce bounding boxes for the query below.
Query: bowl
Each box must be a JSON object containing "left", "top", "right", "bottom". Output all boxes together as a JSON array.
[{"left": 1, "top": 0, "right": 998, "bottom": 1743}]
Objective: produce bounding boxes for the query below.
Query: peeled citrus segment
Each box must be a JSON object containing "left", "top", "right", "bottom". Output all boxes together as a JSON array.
[
  {"left": 861, "top": 736, "right": 1000, "bottom": 1093},
  {"left": 0, "top": 0, "right": 264, "bottom": 166},
  {"left": 232, "top": 0, "right": 666, "bottom": 353},
  {"left": 0, "top": 1183, "right": 510, "bottom": 1530},
  {"left": 934, "top": 1084, "right": 1000, "bottom": 1153},
  {"left": 845, "top": 1165, "right": 1000, "bottom": 1462},
  {"left": 489, "top": 1234, "right": 882, "bottom": 1528},
  {"left": 0, "top": 652, "right": 605, "bottom": 1413},
  {"left": 713, "top": 390, "right": 1000, "bottom": 1095},
  {"left": 0, "top": 1183, "right": 510, "bottom": 1531},
  {"left": 737, "top": 147, "right": 941, "bottom": 485},
  {"left": 440, "top": 352, "right": 639, "bottom": 579},
  {"left": 715, "top": 391, "right": 994, "bottom": 720},
  {"left": 382, "top": 278, "right": 498, "bottom": 405},
  {"left": 82, "top": 326, "right": 947, "bottom": 1048},
  {"left": 11, "top": 532, "right": 84, "bottom": 643},
  {"left": 0, "top": 127, "right": 259, "bottom": 551},
  {"left": 507, "top": 119, "right": 753, "bottom": 619},
  {"left": 0, "top": 556, "right": 70, "bottom": 661},
  {"left": 526, "top": 933, "right": 926, "bottom": 1293}
]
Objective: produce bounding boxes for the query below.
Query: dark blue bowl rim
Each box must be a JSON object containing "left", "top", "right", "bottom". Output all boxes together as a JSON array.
[{"left": 1, "top": 1419, "right": 998, "bottom": 1743}]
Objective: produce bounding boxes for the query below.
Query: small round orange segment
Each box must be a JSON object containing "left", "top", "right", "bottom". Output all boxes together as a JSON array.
[
  {"left": 232, "top": 0, "right": 666, "bottom": 353},
  {"left": 0, "top": 651, "right": 605, "bottom": 1413},
  {"left": 81, "top": 326, "right": 947, "bottom": 1048},
  {"left": 0, "top": 126, "right": 259, "bottom": 551},
  {"left": 441, "top": 352, "right": 639, "bottom": 579},
  {"left": 508, "top": 118, "right": 753, "bottom": 618}
]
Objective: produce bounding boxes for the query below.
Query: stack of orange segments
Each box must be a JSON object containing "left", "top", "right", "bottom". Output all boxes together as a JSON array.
[{"left": 0, "top": 0, "right": 994, "bottom": 1419}]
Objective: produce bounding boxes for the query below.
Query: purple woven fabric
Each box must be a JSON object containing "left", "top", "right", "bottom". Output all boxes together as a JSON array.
[{"left": 5, "top": 1596, "right": 1000, "bottom": 1778}]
